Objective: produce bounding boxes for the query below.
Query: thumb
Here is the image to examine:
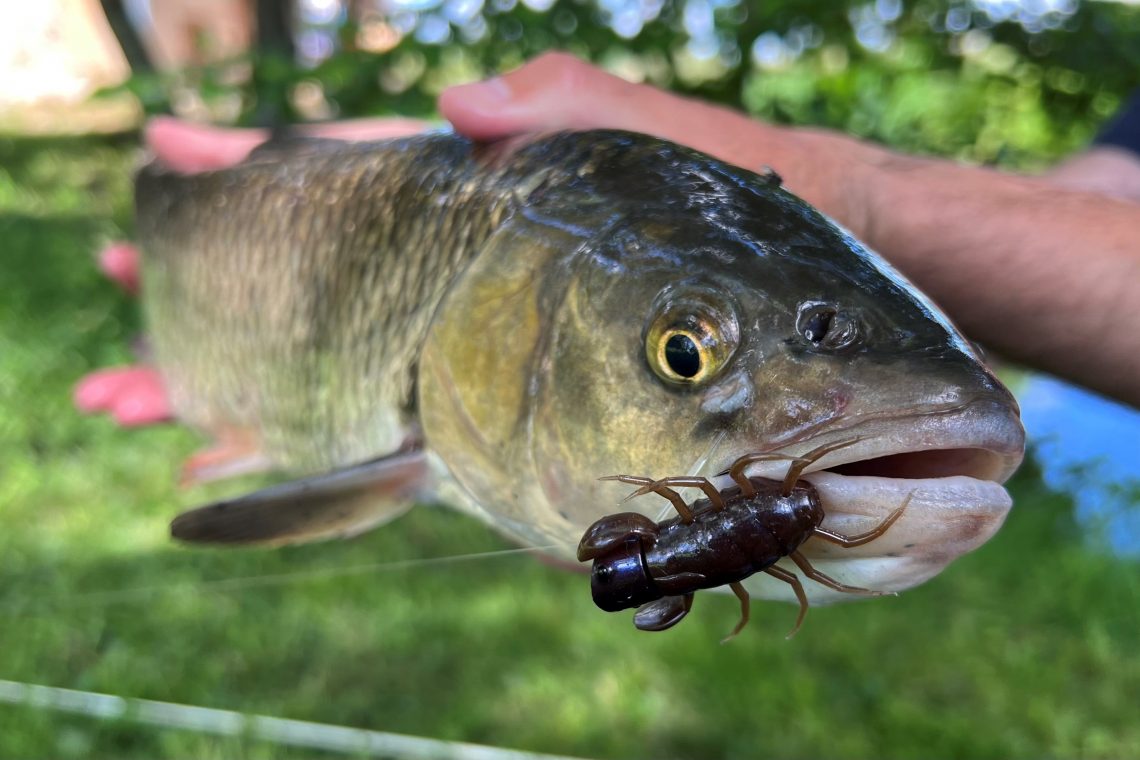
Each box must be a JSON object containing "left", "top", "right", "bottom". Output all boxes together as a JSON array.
[
  {"left": 438, "top": 53, "right": 779, "bottom": 180},
  {"left": 146, "top": 117, "right": 268, "bottom": 173},
  {"left": 439, "top": 52, "right": 674, "bottom": 141}
]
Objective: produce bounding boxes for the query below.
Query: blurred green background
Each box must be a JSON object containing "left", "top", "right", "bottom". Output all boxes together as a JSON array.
[{"left": 2, "top": 0, "right": 1139, "bottom": 757}]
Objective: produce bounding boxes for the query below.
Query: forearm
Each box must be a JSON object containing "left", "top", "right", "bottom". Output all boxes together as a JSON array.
[{"left": 858, "top": 151, "right": 1140, "bottom": 406}]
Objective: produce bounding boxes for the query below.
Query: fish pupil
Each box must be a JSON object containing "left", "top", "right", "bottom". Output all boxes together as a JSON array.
[
  {"left": 804, "top": 311, "right": 833, "bottom": 343},
  {"left": 664, "top": 334, "right": 702, "bottom": 378}
]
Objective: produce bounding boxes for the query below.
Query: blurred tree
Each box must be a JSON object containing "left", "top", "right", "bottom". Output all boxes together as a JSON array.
[{"left": 99, "top": 0, "right": 1140, "bottom": 168}]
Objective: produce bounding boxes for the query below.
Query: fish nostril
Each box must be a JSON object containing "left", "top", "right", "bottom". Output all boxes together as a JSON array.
[
  {"left": 802, "top": 309, "right": 833, "bottom": 343},
  {"left": 796, "top": 302, "right": 864, "bottom": 353}
]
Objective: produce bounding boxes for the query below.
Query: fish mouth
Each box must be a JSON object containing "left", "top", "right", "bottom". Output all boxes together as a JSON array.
[
  {"left": 722, "top": 399, "right": 1025, "bottom": 602},
  {"left": 725, "top": 398, "right": 1024, "bottom": 483}
]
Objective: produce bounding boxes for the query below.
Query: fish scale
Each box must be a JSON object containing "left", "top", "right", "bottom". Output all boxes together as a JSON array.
[{"left": 138, "top": 135, "right": 533, "bottom": 472}]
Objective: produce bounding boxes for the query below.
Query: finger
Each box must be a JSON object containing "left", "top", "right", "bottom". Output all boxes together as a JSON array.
[
  {"left": 76, "top": 366, "right": 166, "bottom": 413},
  {"left": 146, "top": 116, "right": 435, "bottom": 173},
  {"left": 75, "top": 367, "right": 138, "bottom": 413},
  {"left": 98, "top": 242, "right": 140, "bottom": 295},
  {"left": 74, "top": 366, "right": 172, "bottom": 424},
  {"left": 439, "top": 53, "right": 851, "bottom": 227},
  {"left": 439, "top": 52, "right": 753, "bottom": 157},
  {"left": 111, "top": 374, "right": 173, "bottom": 426},
  {"left": 146, "top": 117, "right": 268, "bottom": 172},
  {"left": 440, "top": 52, "right": 648, "bottom": 139},
  {"left": 304, "top": 117, "right": 435, "bottom": 141}
]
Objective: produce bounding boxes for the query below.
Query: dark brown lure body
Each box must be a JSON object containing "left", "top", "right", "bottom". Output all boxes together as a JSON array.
[{"left": 577, "top": 440, "right": 909, "bottom": 639}]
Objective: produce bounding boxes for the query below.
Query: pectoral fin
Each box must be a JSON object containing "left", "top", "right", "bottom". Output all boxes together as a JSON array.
[{"left": 170, "top": 450, "right": 429, "bottom": 546}]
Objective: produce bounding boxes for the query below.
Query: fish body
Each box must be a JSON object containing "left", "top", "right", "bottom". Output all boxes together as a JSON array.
[
  {"left": 139, "top": 135, "right": 516, "bottom": 472},
  {"left": 138, "top": 130, "right": 1024, "bottom": 602}
]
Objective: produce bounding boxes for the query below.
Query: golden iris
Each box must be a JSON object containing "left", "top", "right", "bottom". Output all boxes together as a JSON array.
[{"left": 645, "top": 293, "right": 739, "bottom": 387}]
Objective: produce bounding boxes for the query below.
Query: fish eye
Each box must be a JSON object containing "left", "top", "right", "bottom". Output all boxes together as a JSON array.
[
  {"left": 797, "top": 302, "right": 864, "bottom": 353},
  {"left": 645, "top": 287, "right": 740, "bottom": 388}
]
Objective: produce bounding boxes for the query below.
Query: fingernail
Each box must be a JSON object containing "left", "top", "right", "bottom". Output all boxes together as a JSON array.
[{"left": 451, "top": 76, "right": 513, "bottom": 109}]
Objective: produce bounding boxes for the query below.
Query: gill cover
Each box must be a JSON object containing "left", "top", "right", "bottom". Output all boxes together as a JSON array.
[
  {"left": 417, "top": 209, "right": 752, "bottom": 550},
  {"left": 417, "top": 214, "right": 601, "bottom": 547}
]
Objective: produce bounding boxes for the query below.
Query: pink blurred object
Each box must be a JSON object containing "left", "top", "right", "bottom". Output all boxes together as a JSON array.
[
  {"left": 98, "top": 242, "right": 140, "bottom": 294},
  {"left": 74, "top": 366, "right": 172, "bottom": 426}
]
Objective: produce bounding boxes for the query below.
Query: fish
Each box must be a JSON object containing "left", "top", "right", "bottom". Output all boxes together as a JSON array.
[{"left": 136, "top": 129, "right": 1025, "bottom": 603}]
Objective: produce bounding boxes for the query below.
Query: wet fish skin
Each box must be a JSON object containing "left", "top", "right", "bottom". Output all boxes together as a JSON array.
[
  {"left": 139, "top": 134, "right": 519, "bottom": 472},
  {"left": 138, "top": 130, "right": 1024, "bottom": 601}
]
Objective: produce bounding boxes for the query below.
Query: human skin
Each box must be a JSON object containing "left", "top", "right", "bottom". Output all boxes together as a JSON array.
[
  {"left": 77, "top": 53, "right": 1140, "bottom": 416},
  {"left": 1045, "top": 146, "right": 1140, "bottom": 202}
]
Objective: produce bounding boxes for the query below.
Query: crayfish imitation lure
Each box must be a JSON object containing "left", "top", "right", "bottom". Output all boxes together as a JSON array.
[{"left": 577, "top": 439, "right": 912, "bottom": 641}]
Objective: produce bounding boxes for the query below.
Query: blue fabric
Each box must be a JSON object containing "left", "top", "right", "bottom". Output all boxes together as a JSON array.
[{"left": 1094, "top": 90, "right": 1140, "bottom": 156}]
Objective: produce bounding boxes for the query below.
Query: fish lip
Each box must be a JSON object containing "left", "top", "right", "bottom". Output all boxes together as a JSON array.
[
  {"left": 731, "top": 397, "right": 1026, "bottom": 486},
  {"left": 707, "top": 397, "right": 1025, "bottom": 601}
]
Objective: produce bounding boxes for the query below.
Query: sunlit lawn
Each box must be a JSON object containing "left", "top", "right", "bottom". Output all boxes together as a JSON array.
[{"left": 1, "top": 133, "right": 1138, "bottom": 759}]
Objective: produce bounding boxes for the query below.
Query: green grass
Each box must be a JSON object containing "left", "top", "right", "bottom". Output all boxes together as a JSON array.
[{"left": 1, "top": 133, "right": 1138, "bottom": 760}]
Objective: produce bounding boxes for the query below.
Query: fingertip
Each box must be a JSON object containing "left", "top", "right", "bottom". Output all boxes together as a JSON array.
[
  {"left": 98, "top": 242, "right": 140, "bottom": 294},
  {"left": 74, "top": 381, "right": 103, "bottom": 412},
  {"left": 145, "top": 118, "right": 267, "bottom": 173},
  {"left": 441, "top": 54, "right": 652, "bottom": 141},
  {"left": 111, "top": 382, "right": 172, "bottom": 426},
  {"left": 442, "top": 77, "right": 512, "bottom": 110},
  {"left": 142, "top": 116, "right": 194, "bottom": 159},
  {"left": 439, "top": 79, "right": 523, "bottom": 141},
  {"left": 309, "top": 117, "right": 436, "bottom": 141},
  {"left": 143, "top": 115, "right": 181, "bottom": 140},
  {"left": 74, "top": 369, "right": 124, "bottom": 412}
]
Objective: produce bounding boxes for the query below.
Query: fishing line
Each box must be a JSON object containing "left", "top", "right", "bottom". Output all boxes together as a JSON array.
[
  {"left": 2, "top": 543, "right": 569, "bottom": 613},
  {"left": 0, "top": 679, "right": 591, "bottom": 760}
]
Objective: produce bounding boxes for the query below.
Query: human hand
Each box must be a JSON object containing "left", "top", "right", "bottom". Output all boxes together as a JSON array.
[
  {"left": 440, "top": 52, "right": 883, "bottom": 239},
  {"left": 132, "top": 54, "right": 883, "bottom": 232}
]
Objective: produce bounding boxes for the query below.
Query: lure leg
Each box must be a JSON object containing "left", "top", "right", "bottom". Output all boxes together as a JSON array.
[
  {"left": 789, "top": 550, "right": 878, "bottom": 595},
  {"left": 777, "top": 437, "right": 864, "bottom": 495},
  {"left": 723, "top": 437, "right": 863, "bottom": 497},
  {"left": 763, "top": 565, "right": 809, "bottom": 638},
  {"left": 634, "top": 476, "right": 725, "bottom": 510},
  {"left": 811, "top": 492, "right": 913, "bottom": 548},
  {"left": 721, "top": 581, "right": 751, "bottom": 643},
  {"left": 600, "top": 475, "right": 694, "bottom": 523},
  {"left": 724, "top": 453, "right": 795, "bottom": 496}
]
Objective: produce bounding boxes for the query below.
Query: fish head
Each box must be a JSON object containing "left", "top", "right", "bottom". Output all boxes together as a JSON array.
[{"left": 419, "top": 132, "right": 1024, "bottom": 600}]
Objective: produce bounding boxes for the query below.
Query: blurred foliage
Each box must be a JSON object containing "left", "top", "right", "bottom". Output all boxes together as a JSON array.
[
  {"left": 1, "top": 134, "right": 1139, "bottom": 758},
  {"left": 98, "top": 0, "right": 1140, "bottom": 169}
]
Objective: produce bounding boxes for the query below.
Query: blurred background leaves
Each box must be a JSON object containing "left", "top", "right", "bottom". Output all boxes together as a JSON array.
[{"left": 99, "top": 0, "right": 1140, "bottom": 169}]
